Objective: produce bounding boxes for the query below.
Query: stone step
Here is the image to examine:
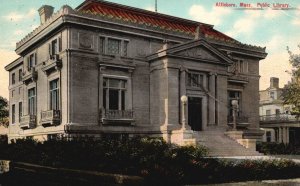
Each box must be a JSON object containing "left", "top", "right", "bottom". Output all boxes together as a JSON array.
[{"left": 193, "top": 130, "right": 263, "bottom": 156}]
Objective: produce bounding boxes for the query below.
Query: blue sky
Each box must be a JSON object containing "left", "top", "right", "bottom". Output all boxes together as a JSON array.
[{"left": 0, "top": 0, "right": 300, "bottom": 98}]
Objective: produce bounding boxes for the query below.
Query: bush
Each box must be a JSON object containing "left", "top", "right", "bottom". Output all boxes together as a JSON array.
[
  {"left": 0, "top": 135, "right": 8, "bottom": 158},
  {"left": 0, "top": 137, "right": 300, "bottom": 185},
  {"left": 257, "top": 142, "right": 300, "bottom": 155}
]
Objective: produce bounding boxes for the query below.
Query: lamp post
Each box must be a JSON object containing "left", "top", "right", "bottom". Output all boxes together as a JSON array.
[
  {"left": 181, "top": 95, "right": 188, "bottom": 130},
  {"left": 231, "top": 99, "right": 238, "bottom": 131}
]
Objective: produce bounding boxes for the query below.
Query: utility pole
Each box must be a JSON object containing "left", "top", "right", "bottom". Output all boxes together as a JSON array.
[{"left": 155, "top": 0, "right": 157, "bottom": 12}]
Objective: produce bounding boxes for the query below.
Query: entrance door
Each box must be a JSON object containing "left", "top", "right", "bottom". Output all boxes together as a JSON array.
[{"left": 188, "top": 97, "right": 202, "bottom": 131}]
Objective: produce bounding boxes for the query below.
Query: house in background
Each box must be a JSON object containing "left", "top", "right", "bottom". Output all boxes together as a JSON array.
[
  {"left": 5, "top": 0, "right": 267, "bottom": 155},
  {"left": 259, "top": 77, "right": 300, "bottom": 145}
]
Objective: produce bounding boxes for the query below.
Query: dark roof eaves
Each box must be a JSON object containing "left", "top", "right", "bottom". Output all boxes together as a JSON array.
[{"left": 76, "top": 0, "right": 213, "bottom": 27}]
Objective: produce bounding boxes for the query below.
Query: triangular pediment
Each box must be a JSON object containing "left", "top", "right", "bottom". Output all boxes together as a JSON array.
[
  {"left": 147, "top": 39, "right": 233, "bottom": 65},
  {"left": 172, "top": 46, "right": 219, "bottom": 61}
]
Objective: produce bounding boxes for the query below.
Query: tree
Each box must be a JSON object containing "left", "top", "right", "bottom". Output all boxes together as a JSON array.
[
  {"left": 282, "top": 45, "right": 300, "bottom": 117},
  {"left": 0, "top": 96, "right": 9, "bottom": 127}
]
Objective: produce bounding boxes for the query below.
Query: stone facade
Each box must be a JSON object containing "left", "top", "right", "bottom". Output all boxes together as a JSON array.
[{"left": 5, "top": 0, "right": 267, "bottom": 146}]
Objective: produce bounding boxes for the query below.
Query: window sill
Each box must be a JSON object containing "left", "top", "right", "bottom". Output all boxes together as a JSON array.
[{"left": 101, "top": 118, "right": 135, "bottom": 126}]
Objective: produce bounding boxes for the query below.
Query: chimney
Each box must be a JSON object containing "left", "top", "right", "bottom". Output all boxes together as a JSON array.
[
  {"left": 195, "top": 25, "right": 204, "bottom": 39},
  {"left": 270, "top": 77, "right": 279, "bottom": 88},
  {"left": 38, "top": 5, "right": 54, "bottom": 24}
]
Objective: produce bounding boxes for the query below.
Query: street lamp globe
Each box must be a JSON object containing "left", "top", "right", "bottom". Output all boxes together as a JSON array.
[
  {"left": 181, "top": 95, "right": 188, "bottom": 104},
  {"left": 231, "top": 99, "right": 238, "bottom": 106}
]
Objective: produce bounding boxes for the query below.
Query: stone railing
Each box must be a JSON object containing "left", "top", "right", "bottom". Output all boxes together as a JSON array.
[
  {"left": 22, "top": 67, "right": 38, "bottom": 84},
  {"left": 42, "top": 56, "right": 62, "bottom": 75},
  {"left": 101, "top": 109, "right": 134, "bottom": 120},
  {"left": 41, "top": 110, "right": 61, "bottom": 126},
  {"left": 228, "top": 115, "right": 250, "bottom": 129},
  {"left": 20, "top": 115, "right": 36, "bottom": 129},
  {"left": 228, "top": 115, "right": 249, "bottom": 124},
  {"left": 260, "top": 114, "right": 298, "bottom": 123},
  {"left": 100, "top": 109, "right": 134, "bottom": 125}
]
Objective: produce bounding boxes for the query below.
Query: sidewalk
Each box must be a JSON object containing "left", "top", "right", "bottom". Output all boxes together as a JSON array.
[
  {"left": 193, "top": 178, "right": 300, "bottom": 186},
  {"left": 210, "top": 155, "right": 300, "bottom": 164}
]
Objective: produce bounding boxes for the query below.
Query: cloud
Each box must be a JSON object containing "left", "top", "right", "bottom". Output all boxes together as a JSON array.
[
  {"left": 27, "top": 8, "right": 36, "bottom": 18},
  {"left": 227, "top": 17, "right": 257, "bottom": 37},
  {"left": 189, "top": 5, "right": 231, "bottom": 25},
  {"left": 289, "top": 6, "right": 300, "bottom": 25},
  {"left": 226, "top": 8, "right": 284, "bottom": 37},
  {"left": 145, "top": 6, "right": 155, "bottom": 12},
  {"left": 3, "top": 8, "right": 37, "bottom": 22},
  {"left": 292, "top": 19, "right": 300, "bottom": 25},
  {"left": 3, "top": 12, "right": 24, "bottom": 22},
  {"left": 259, "top": 33, "right": 300, "bottom": 54},
  {"left": 263, "top": 35, "right": 286, "bottom": 52},
  {"left": 263, "top": 8, "right": 283, "bottom": 19},
  {"left": 0, "top": 49, "right": 19, "bottom": 99}
]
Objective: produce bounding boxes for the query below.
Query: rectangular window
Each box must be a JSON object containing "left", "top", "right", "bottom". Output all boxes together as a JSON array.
[
  {"left": 51, "top": 39, "right": 58, "bottom": 55},
  {"left": 12, "top": 73, "right": 15, "bottom": 85},
  {"left": 49, "top": 38, "right": 62, "bottom": 57},
  {"left": 99, "top": 37, "right": 105, "bottom": 54},
  {"left": 103, "top": 78, "right": 126, "bottom": 110},
  {"left": 228, "top": 91, "right": 241, "bottom": 116},
  {"left": 108, "top": 38, "right": 120, "bottom": 55},
  {"left": 123, "top": 41, "right": 129, "bottom": 56},
  {"left": 28, "top": 88, "right": 36, "bottom": 115},
  {"left": 28, "top": 53, "right": 35, "bottom": 71},
  {"left": 100, "top": 37, "right": 129, "bottom": 56},
  {"left": 19, "top": 69, "right": 22, "bottom": 81},
  {"left": 228, "top": 60, "right": 248, "bottom": 74},
  {"left": 239, "top": 61, "right": 244, "bottom": 73},
  {"left": 50, "top": 79, "right": 59, "bottom": 110},
  {"left": 187, "top": 73, "right": 204, "bottom": 88},
  {"left": 266, "top": 131, "right": 272, "bottom": 142},
  {"left": 266, "top": 110, "right": 271, "bottom": 116},
  {"left": 19, "top": 102, "right": 22, "bottom": 122},
  {"left": 12, "top": 104, "right": 15, "bottom": 124},
  {"left": 270, "top": 92, "right": 275, "bottom": 99}
]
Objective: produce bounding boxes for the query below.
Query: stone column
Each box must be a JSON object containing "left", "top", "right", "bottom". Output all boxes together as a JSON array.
[
  {"left": 286, "top": 127, "right": 290, "bottom": 144},
  {"left": 99, "top": 67, "right": 104, "bottom": 123},
  {"left": 208, "top": 73, "right": 216, "bottom": 125},
  {"left": 282, "top": 127, "right": 287, "bottom": 144},
  {"left": 126, "top": 70, "right": 133, "bottom": 110},
  {"left": 278, "top": 127, "right": 282, "bottom": 143}
]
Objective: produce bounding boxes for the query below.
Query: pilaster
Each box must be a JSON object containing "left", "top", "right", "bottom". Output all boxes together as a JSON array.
[{"left": 208, "top": 73, "right": 216, "bottom": 125}]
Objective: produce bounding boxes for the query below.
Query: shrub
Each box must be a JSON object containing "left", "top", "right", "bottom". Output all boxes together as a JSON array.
[
  {"left": 257, "top": 142, "right": 300, "bottom": 155},
  {"left": 0, "top": 137, "right": 300, "bottom": 185}
]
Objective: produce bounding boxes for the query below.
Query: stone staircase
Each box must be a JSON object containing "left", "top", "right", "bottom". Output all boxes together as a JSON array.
[{"left": 194, "top": 129, "right": 263, "bottom": 157}]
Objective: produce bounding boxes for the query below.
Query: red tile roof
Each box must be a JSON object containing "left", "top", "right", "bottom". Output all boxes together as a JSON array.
[{"left": 77, "top": 0, "right": 235, "bottom": 42}]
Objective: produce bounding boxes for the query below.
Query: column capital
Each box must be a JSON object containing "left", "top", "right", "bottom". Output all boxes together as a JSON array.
[
  {"left": 209, "top": 72, "right": 217, "bottom": 76},
  {"left": 179, "top": 65, "right": 187, "bottom": 72},
  {"left": 99, "top": 66, "right": 106, "bottom": 72}
]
